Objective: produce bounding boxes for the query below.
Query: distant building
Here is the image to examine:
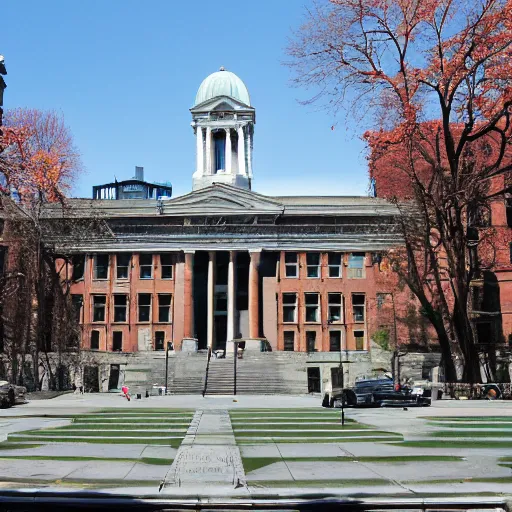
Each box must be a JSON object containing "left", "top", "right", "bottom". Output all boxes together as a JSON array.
[{"left": 92, "top": 166, "right": 172, "bottom": 200}]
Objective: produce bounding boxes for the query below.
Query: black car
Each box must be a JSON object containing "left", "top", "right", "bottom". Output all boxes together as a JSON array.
[{"left": 331, "top": 377, "right": 430, "bottom": 408}]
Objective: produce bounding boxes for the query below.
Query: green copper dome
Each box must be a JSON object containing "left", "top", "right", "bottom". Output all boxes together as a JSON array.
[{"left": 195, "top": 67, "right": 251, "bottom": 106}]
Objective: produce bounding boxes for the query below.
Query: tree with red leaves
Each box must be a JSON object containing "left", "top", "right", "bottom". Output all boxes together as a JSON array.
[
  {"left": 0, "top": 109, "right": 84, "bottom": 388},
  {"left": 289, "top": 0, "right": 512, "bottom": 382},
  {"left": 0, "top": 108, "right": 81, "bottom": 203}
]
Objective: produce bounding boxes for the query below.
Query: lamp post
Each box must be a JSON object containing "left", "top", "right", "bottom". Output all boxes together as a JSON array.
[{"left": 164, "top": 341, "right": 172, "bottom": 395}]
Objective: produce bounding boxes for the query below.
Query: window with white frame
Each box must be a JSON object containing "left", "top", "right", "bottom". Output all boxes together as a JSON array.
[
  {"left": 306, "top": 253, "right": 320, "bottom": 278},
  {"left": 160, "top": 254, "right": 173, "bottom": 279},
  {"left": 347, "top": 253, "right": 365, "bottom": 279},
  {"left": 90, "top": 330, "right": 100, "bottom": 350},
  {"left": 158, "top": 294, "right": 172, "bottom": 322},
  {"left": 282, "top": 293, "right": 297, "bottom": 323},
  {"left": 328, "top": 253, "right": 342, "bottom": 278},
  {"left": 94, "top": 254, "right": 109, "bottom": 280},
  {"left": 138, "top": 293, "right": 151, "bottom": 322},
  {"left": 352, "top": 294, "right": 365, "bottom": 322},
  {"left": 113, "top": 295, "right": 128, "bottom": 323},
  {"left": 116, "top": 254, "right": 131, "bottom": 279},
  {"left": 328, "top": 293, "right": 342, "bottom": 323},
  {"left": 305, "top": 292, "right": 320, "bottom": 322},
  {"left": 306, "top": 331, "right": 316, "bottom": 352},
  {"left": 92, "top": 295, "right": 106, "bottom": 322},
  {"left": 284, "top": 252, "right": 298, "bottom": 278},
  {"left": 139, "top": 254, "right": 153, "bottom": 279}
]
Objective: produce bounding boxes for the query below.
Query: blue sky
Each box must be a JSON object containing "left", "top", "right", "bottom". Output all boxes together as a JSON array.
[{"left": 1, "top": 0, "right": 369, "bottom": 198}]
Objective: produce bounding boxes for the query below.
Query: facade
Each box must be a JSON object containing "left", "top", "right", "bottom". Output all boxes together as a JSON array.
[{"left": 45, "top": 68, "right": 442, "bottom": 393}]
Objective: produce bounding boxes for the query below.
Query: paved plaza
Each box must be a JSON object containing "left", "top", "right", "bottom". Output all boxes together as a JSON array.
[{"left": 2, "top": 394, "right": 512, "bottom": 498}]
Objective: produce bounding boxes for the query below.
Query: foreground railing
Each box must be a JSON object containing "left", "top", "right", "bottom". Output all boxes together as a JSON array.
[{"left": 202, "top": 346, "right": 212, "bottom": 397}]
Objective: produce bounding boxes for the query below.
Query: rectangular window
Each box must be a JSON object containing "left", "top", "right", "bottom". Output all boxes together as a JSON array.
[
  {"left": 139, "top": 254, "right": 153, "bottom": 279},
  {"left": 284, "top": 252, "right": 298, "bottom": 278},
  {"left": 282, "top": 293, "right": 297, "bottom": 323},
  {"left": 329, "top": 331, "right": 342, "bottom": 351},
  {"left": 376, "top": 293, "right": 385, "bottom": 310},
  {"left": 305, "top": 293, "right": 320, "bottom": 322},
  {"left": 155, "top": 331, "right": 165, "bottom": 351},
  {"left": 506, "top": 197, "right": 512, "bottom": 228},
  {"left": 328, "top": 293, "right": 342, "bottom": 323},
  {"left": 160, "top": 254, "right": 173, "bottom": 279},
  {"left": 72, "top": 255, "right": 85, "bottom": 281},
  {"left": 347, "top": 252, "right": 365, "bottom": 279},
  {"left": 328, "top": 253, "right": 342, "bottom": 278},
  {"left": 94, "top": 254, "right": 109, "bottom": 280},
  {"left": 0, "top": 247, "right": 6, "bottom": 274},
  {"left": 71, "top": 294, "right": 83, "bottom": 323},
  {"left": 138, "top": 293, "right": 151, "bottom": 322},
  {"left": 116, "top": 253, "right": 131, "bottom": 279},
  {"left": 352, "top": 294, "right": 365, "bottom": 322},
  {"left": 306, "top": 331, "right": 316, "bottom": 352},
  {"left": 113, "top": 295, "right": 128, "bottom": 323},
  {"left": 92, "top": 295, "right": 106, "bottom": 322},
  {"left": 354, "top": 330, "right": 365, "bottom": 350},
  {"left": 510, "top": 242, "right": 512, "bottom": 264},
  {"left": 331, "top": 367, "right": 343, "bottom": 388},
  {"left": 158, "top": 294, "right": 172, "bottom": 323},
  {"left": 91, "top": 330, "right": 100, "bottom": 350},
  {"left": 113, "top": 331, "right": 123, "bottom": 351},
  {"left": 306, "top": 253, "right": 320, "bottom": 278},
  {"left": 283, "top": 331, "right": 295, "bottom": 351}
]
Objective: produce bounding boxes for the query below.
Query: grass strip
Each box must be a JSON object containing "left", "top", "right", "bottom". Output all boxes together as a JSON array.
[
  {"left": 0, "top": 455, "right": 173, "bottom": 465},
  {"left": 430, "top": 430, "right": 512, "bottom": 438},
  {"left": 0, "top": 443, "right": 43, "bottom": 450},
  {"left": 231, "top": 424, "right": 371, "bottom": 430},
  {"left": 428, "top": 422, "right": 512, "bottom": 429},
  {"left": 12, "top": 430, "right": 185, "bottom": 437},
  {"left": 423, "top": 416, "right": 512, "bottom": 422},
  {"left": 247, "top": 479, "right": 392, "bottom": 488},
  {"left": 395, "top": 440, "right": 512, "bottom": 448},
  {"left": 97, "top": 408, "right": 194, "bottom": 413},
  {"left": 234, "top": 430, "right": 398, "bottom": 437},
  {"left": 7, "top": 435, "right": 183, "bottom": 446},
  {"left": 236, "top": 437, "right": 401, "bottom": 444},
  {"left": 242, "top": 455, "right": 463, "bottom": 473},
  {"left": 58, "top": 426, "right": 188, "bottom": 432}
]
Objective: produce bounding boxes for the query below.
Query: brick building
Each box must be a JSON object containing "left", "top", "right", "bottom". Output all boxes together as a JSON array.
[{"left": 44, "top": 68, "right": 439, "bottom": 393}]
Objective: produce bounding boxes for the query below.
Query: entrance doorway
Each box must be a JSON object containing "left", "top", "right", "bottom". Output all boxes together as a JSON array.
[
  {"left": 307, "top": 367, "right": 321, "bottom": 393},
  {"left": 215, "top": 315, "right": 227, "bottom": 351},
  {"left": 108, "top": 365, "right": 120, "bottom": 390}
]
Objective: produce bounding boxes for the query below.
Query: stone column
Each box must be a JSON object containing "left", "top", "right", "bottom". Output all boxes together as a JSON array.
[
  {"left": 248, "top": 250, "right": 261, "bottom": 339},
  {"left": 183, "top": 251, "right": 195, "bottom": 339},
  {"left": 205, "top": 127, "right": 212, "bottom": 175},
  {"left": 207, "top": 251, "right": 216, "bottom": 349},
  {"left": 225, "top": 128, "right": 232, "bottom": 175},
  {"left": 237, "top": 125, "right": 246, "bottom": 176},
  {"left": 247, "top": 128, "right": 253, "bottom": 178},
  {"left": 227, "top": 251, "right": 236, "bottom": 344},
  {"left": 196, "top": 126, "right": 204, "bottom": 175}
]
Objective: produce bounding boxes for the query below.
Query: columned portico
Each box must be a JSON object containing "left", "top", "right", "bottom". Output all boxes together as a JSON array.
[
  {"left": 248, "top": 250, "right": 261, "bottom": 339},
  {"left": 183, "top": 250, "right": 195, "bottom": 340},
  {"left": 207, "top": 251, "right": 216, "bottom": 349},
  {"left": 227, "top": 251, "right": 236, "bottom": 343}
]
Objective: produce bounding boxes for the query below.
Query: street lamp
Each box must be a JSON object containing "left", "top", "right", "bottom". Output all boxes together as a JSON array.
[{"left": 164, "top": 341, "right": 172, "bottom": 395}]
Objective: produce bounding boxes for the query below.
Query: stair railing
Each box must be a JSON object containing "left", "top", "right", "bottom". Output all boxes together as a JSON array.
[{"left": 202, "top": 347, "right": 212, "bottom": 397}]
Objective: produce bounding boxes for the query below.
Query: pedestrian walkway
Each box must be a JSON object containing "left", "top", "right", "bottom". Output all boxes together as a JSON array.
[{"left": 161, "top": 409, "right": 246, "bottom": 490}]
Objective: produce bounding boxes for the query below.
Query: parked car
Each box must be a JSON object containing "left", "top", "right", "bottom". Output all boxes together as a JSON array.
[
  {"left": 0, "top": 380, "right": 27, "bottom": 408},
  {"left": 330, "top": 376, "right": 430, "bottom": 408}
]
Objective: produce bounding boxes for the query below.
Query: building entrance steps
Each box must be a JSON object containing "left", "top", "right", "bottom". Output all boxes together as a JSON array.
[
  {"left": 161, "top": 409, "right": 246, "bottom": 490},
  {"left": 204, "top": 352, "right": 308, "bottom": 395}
]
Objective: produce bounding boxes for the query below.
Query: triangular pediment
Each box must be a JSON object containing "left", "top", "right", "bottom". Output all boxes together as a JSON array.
[
  {"left": 190, "top": 95, "right": 253, "bottom": 113},
  {"left": 161, "top": 184, "right": 283, "bottom": 216}
]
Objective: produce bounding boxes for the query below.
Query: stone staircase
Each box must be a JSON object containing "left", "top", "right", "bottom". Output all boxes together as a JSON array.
[
  {"left": 204, "top": 352, "right": 308, "bottom": 395},
  {"left": 121, "top": 351, "right": 207, "bottom": 395},
  {"left": 120, "top": 350, "right": 308, "bottom": 396}
]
